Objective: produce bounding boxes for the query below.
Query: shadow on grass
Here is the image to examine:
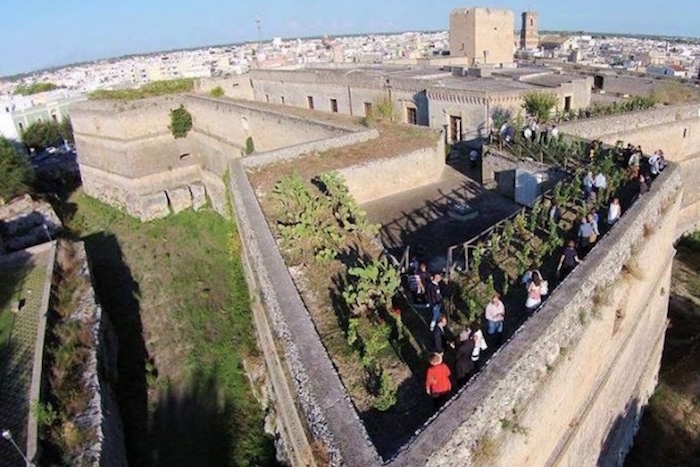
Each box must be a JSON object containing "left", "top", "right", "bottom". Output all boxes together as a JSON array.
[
  {"left": 150, "top": 366, "right": 278, "bottom": 467},
  {"left": 82, "top": 232, "right": 150, "bottom": 467}
]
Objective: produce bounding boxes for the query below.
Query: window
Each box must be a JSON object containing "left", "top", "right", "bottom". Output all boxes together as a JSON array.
[
  {"left": 265, "top": 94, "right": 270, "bottom": 103},
  {"left": 18, "top": 122, "right": 24, "bottom": 132},
  {"left": 51, "top": 113, "right": 58, "bottom": 122},
  {"left": 683, "top": 128, "right": 688, "bottom": 138},
  {"left": 364, "top": 102, "right": 372, "bottom": 117},
  {"left": 406, "top": 107, "right": 417, "bottom": 125},
  {"left": 281, "top": 96, "right": 285, "bottom": 105},
  {"left": 307, "top": 96, "right": 314, "bottom": 109},
  {"left": 330, "top": 98, "right": 338, "bottom": 113},
  {"left": 564, "top": 96, "right": 572, "bottom": 112}
]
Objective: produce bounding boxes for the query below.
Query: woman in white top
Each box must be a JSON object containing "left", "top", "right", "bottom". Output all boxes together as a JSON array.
[
  {"left": 607, "top": 198, "right": 622, "bottom": 226},
  {"left": 525, "top": 274, "right": 543, "bottom": 312}
]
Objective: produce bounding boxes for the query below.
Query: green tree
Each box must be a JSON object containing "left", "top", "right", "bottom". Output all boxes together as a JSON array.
[
  {"left": 59, "top": 116, "right": 74, "bottom": 144},
  {"left": 522, "top": 91, "right": 559, "bottom": 122},
  {"left": 209, "top": 86, "right": 225, "bottom": 98},
  {"left": 0, "top": 138, "right": 33, "bottom": 202},
  {"left": 21, "top": 120, "right": 63, "bottom": 150}
]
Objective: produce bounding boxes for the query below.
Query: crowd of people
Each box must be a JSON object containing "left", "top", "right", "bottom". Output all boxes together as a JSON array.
[{"left": 407, "top": 140, "right": 668, "bottom": 412}]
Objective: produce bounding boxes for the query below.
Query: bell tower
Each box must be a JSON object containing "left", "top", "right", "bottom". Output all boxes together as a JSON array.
[{"left": 520, "top": 11, "right": 539, "bottom": 50}]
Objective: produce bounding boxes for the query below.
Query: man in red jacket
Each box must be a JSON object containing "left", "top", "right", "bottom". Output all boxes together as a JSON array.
[{"left": 426, "top": 352, "right": 452, "bottom": 409}]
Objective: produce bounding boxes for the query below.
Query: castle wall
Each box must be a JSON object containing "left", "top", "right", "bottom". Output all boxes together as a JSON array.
[
  {"left": 337, "top": 135, "right": 445, "bottom": 203},
  {"left": 73, "top": 94, "right": 362, "bottom": 221},
  {"left": 388, "top": 164, "right": 682, "bottom": 467}
]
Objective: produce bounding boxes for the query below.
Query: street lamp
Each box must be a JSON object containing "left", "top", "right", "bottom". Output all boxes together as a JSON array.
[{"left": 1, "top": 429, "right": 32, "bottom": 466}]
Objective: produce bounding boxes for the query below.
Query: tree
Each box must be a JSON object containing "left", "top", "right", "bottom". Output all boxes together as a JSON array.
[
  {"left": 21, "top": 121, "right": 63, "bottom": 150},
  {"left": 522, "top": 91, "right": 559, "bottom": 122},
  {"left": 59, "top": 117, "right": 74, "bottom": 145},
  {"left": 0, "top": 138, "right": 33, "bottom": 202}
]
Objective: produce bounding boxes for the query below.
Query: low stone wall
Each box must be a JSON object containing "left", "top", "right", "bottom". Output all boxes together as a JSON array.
[
  {"left": 336, "top": 134, "right": 445, "bottom": 204},
  {"left": 241, "top": 128, "right": 379, "bottom": 169},
  {"left": 386, "top": 164, "right": 682, "bottom": 466},
  {"left": 228, "top": 159, "right": 381, "bottom": 467}
]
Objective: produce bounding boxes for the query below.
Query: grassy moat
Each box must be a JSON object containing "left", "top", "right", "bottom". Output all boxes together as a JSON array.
[{"left": 63, "top": 191, "right": 278, "bottom": 467}]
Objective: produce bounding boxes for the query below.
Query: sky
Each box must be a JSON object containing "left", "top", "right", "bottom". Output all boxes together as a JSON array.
[{"left": 0, "top": 0, "right": 697, "bottom": 76}]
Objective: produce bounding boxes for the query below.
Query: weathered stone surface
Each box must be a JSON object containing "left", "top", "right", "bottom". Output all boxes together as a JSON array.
[
  {"left": 166, "top": 186, "right": 193, "bottom": 214},
  {"left": 0, "top": 195, "right": 63, "bottom": 252},
  {"left": 126, "top": 192, "right": 170, "bottom": 221},
  {"left": 189, "top": 182, "right": 207, "bottom": 211}
]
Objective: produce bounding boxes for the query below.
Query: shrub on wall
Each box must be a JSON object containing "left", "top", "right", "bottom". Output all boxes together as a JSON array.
[
  {"left": 209, "top": 86, "right": 225, "bottom": 98},
  {"left": 245, "top": 136, "right": 255, "bottom": 155},
  {"left": 88, "top": 78, "right": 194, "bottom": 100},
  {"left": 169, "top": 105, "right": 193, "bottom": 139}
]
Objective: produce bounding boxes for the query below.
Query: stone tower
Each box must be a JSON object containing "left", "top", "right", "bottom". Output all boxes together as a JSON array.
[
  {"left": 520, "top": 11, "right": 539, "bottom": 50},
  {"left": 449, "top": 7, "right": 515, "bottom": 66}
]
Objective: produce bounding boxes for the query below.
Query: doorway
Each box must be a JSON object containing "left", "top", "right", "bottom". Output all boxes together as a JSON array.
[{"left": 449, "top": 115, "right": 462, "bottom": 142}]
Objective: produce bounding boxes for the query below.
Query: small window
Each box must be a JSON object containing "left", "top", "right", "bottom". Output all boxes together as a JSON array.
[
  {"left": 530, "top": 19, "right": 534, "bottom": 26},
  {"left": 180, "top": 153, "right": 191, "bottom": 161},
  {"left": 307, "top": 96, "right": 314, "bottom": 109},
  {"left": 281, "top": 96, "right": 285, "bottom": 105},
  {"left": 683, "top": 128, "right": 688, "bottom": 138},
  {"left": 18, "top": 122, "right": 24, "bottom": 132},
  {"left": 265, "top": 94, "right": 270, "bottom": 103},
  {"left": 406, "top": 107, "right": 417, "bottom": 125},
  {"left": 364, "top": 102, "right": 372, "bottom": 117},
  {"left": 51, "top": 113, "right": 58, "bottom": 122},
  {"left": 330, "top": 98, "right": 338, "bottom": 113}
]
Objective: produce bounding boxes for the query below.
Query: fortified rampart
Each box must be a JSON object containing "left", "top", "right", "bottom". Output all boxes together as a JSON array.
[
  {"left": 72, "top": 95, "right": 372, "bottom": 220},
  {"left": 560, "top": 103, "right": 700, "bottom": 235},
  {"left": 72, "top": 89, "right": 694, "bottom": 467}
]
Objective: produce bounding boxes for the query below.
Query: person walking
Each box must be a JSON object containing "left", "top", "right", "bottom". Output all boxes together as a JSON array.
[
  {"left": 485, "top": 293, "right": 505, "bottom": 342},
  {"left": 425, "top": 352, "right": 452, "bottom": 409},
  {"left": 425, "top": 273, "right": 443, "bottom": 331},
  {"left": 525, "top": 274, "right": 543, "bottom": 313},
  {"left": 432, "top": 315, "right": 453, "bottom": 355},
  {"left": 557, "top": 240, "right": 582, "bottom": 279},
  {"left": 455, "top": 330, "right": 476, "bottom": 386},
  {"left": 607, "top": 198, "right": 622, "bottom": 226}
]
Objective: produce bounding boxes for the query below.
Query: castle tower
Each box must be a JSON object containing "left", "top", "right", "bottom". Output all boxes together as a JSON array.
[
  {"left": 449, "top": 7, "right": 515, "bottom": 66},
  {"left": 520, "top": 11, "right": 539, "bottom": 50}
]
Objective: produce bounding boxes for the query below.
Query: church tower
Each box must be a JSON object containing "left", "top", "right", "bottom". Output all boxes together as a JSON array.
[{"left": 520, "top": 11, "right": 539, "bottom": 50}]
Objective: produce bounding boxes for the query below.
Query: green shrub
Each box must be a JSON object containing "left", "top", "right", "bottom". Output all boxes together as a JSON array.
[
  {"left": 0, "top": 137, "right": 33, "bottom": 201},
  {"left": 169, "top": 105, "right": 193, "bottom": 138},
  {"left": 88, "top": 78, "right": 194, "bottom": 100},
  {"left": 209, "top": 86, "right": 225, "bottom": 98}
]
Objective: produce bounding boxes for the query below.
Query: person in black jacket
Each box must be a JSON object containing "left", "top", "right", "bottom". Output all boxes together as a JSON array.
[
  {"left": 425, "top": 273, "right": 443, "bottom": 331},
  {"left": 432, "top": 315, "right": 453, "bottom": 355},
  {"left": 455, "top": 330, "right": 476, "bottom": 386}
]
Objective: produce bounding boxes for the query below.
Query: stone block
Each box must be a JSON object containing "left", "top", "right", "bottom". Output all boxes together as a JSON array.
[
  {"left": 189, "top": 182, "right": 207, "bottom": 211},
  {"left": 127, "top": 192, "right": 170, "bottom": 221},
  {"left": 166, "top": 186, "right": 193, "bottom": 214}
]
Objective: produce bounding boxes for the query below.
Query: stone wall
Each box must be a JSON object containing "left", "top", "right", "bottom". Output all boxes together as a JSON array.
[
  {"left": 73, "top": 94, "right": 363, "bottom": 221},
  {"left": 195, "top": 75, "right": 255, "bottom": 100},
  {"left": 387, "top": 163, "right": 682, "bottom": 467},
  {"left": 336, "top": 135, "right": 445, "bottom": 204},
  {"left": 228, "top": 159, "right": 381, "bottom": 467}
]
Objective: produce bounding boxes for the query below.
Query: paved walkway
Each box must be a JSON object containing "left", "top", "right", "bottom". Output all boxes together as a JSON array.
[
  {"left": 0, "top": 246, "right": 54, "bottom": 466},
  {"left": 363, "top": 162, "right": 520, "bottom": 267}
]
